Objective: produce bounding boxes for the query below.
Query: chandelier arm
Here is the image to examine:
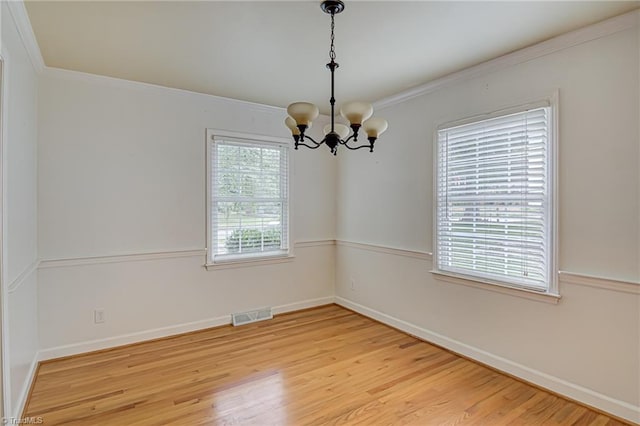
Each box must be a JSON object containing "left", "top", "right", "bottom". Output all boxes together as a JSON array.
[
  {"left": 338, "top": 133, "right": 356, "bottom": 145},
  {"left": 303, "top": 134, "right": 322, "bottom": 145},
  {"left": 295, "top": 141, "right": 324, "bottom": 150},
  {"left": 341, "top": 142, "right": 374, "bottom": 151},
  {"left": 294, "top": 134, "right": 324, "bottom": 150}
]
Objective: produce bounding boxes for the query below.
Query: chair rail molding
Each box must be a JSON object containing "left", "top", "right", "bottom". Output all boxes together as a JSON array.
[
  {"left": 558, "top": 271, "right": 640, "bottom": 295},
  {"left": 8, "top": 259, "right": 39, "bottom": 294},
  {"left": 38, "top": 240, "right": 336, "bottom": 269},
  {"left": 336, "top": 240, "right": 432, "bottom": 260},
  {"left": 337, "top": 239, "right": 639, "bottom": 295}
]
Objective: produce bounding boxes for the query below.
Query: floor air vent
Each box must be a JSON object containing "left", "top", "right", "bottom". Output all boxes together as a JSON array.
[{"left": 232, "top": 307, "right": 273, "bottom": 326}]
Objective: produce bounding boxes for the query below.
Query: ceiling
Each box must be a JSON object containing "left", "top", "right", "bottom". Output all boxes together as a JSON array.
[{"left": 25, "top": 1, "right": 639, "bottom": 114}]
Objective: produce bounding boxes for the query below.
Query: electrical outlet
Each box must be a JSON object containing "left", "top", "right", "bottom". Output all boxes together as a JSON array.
[
  {"left": 350, "top": 276, "right": 355, "bottom": 291},
  {"left": 94, "top": 309, "right": 105, "bottom": 324}
]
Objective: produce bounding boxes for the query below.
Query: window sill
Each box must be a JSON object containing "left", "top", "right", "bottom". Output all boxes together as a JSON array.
[
  {"left": 431, "top": 270, "right": 561, "bottom": 304},
  {"left": 205, "top": 253, "right": 295, "bottom": 270}
]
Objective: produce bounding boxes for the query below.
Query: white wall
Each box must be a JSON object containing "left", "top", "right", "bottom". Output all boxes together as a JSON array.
[
  {"left": 336, "top": 22, "right": 640, "bottom": 422},
  {"left": 27, "top": 7, "right": 640, "bottom": 424},
  {"left": 2, "top": 2, "right": 39, "bottom": 417},
  {"left": 37, "top": 69, "right": 336, "bottom": 353}
]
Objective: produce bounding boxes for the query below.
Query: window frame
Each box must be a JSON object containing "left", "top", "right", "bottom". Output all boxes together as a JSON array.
[
  {"left": 432, "top": 95, "right": 559, "bottom": 298},
  {"left": 205, "top": 129, "right": 293, "bottom": 269}
]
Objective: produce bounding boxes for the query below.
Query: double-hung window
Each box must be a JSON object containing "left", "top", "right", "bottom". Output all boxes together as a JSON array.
[
  {"left": 435, "top": 102, "right": 556, "bottom": 293},
  {"left": 207, "top": 131, "right": 290, "bottom": 265}
]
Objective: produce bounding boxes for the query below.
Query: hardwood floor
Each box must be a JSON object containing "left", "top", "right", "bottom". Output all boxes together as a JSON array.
[{"left": 25, "top": 305, "right": 628, "bottom": 425}]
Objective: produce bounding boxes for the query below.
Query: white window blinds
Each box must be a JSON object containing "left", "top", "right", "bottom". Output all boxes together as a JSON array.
[
  {"left": 210, "top": 137, "right": 289, "bottom": 261},
  {"left": 436, "top": 106, "right": 553, "bottom": 291}
]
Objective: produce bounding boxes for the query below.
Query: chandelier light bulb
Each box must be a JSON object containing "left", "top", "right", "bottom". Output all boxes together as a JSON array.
[
  {"left": 363, "top": 117, "right": 389, "bottom": 139},
  {"left": 286, "top": 102, "right": 319, "bottom": 126},
  {"left": 340, "top": 101, "right": 374, "bottom": 125}
]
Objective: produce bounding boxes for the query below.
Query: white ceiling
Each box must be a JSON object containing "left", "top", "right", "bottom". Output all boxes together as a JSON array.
[{"left": 25, "top": 1, "right": 639, "bottom": 113}]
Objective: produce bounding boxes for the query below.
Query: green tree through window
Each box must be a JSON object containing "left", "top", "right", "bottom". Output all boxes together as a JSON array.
[{"left": 209, "top": 135, "right": 289, "bottom": 262}]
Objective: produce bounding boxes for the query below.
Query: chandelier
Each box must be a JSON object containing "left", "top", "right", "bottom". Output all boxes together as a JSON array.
[{"left": 284, "top": 0, "right": 388, "bottom": 156}]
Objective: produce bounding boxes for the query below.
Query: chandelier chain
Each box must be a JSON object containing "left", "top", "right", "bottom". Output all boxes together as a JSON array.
[{"left": 329, "top": 13, "right": 336, "bottom": 62}]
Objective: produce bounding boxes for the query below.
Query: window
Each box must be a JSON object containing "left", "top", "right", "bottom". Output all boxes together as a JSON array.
[
  {"left": 435, "top": 103, "right": 556, "bottom": 292},
  {"left": 207, "top": 131, "right": 290, "bottom": 265}
]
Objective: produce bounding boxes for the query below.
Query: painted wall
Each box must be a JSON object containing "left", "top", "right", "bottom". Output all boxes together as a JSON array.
[
  {"left": 2, "top": 2, "right": 40, "bottom": 417},
  {"left": 37, "top": 69, "right": 336, "bottom": 353},
  {"left": 335, "top": 24, "right": 640, "bottom": 421},
  {"left": 26, "top": 6, "right": 640, "bottom": 423}
]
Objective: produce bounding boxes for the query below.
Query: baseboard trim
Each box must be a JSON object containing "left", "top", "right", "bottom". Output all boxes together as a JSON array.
[
  {"left": 14, "top": 353, "right": 39, "bottom": 418},
  {"left": 38, "top": 316, "right": 229, "bottom": 361},
  {"left": 334, "top": 296, "right": 640, "bottom": 424},
  {"left": 272, "top": 296, "right": 335, "bottom": 315},
  {"left": 38, "top": 296, "right": 335, "bottom": 362}
]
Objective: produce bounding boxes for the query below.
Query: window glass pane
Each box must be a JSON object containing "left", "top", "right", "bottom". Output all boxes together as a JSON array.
[
  {"left": 210, "top": 138, "right": 288, "bottom": 260},
  {"left": 213, "top": 201, "right": 283, "bottom": 255}
]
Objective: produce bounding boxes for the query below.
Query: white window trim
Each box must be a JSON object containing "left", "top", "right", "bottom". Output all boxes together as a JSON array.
[
  {"left": 432, "top": 92, "right": 559, "bottom": 297},
  {"left": 205, "top": 129, "right": 294, "bottom": 269},
  {"left": 431, "top": 270, "right": 561, "bottom": 304}
]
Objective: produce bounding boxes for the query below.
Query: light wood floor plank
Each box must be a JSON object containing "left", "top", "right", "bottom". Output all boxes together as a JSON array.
[{"left": 24, "top": 305, "right": 631, "bottom": 425}]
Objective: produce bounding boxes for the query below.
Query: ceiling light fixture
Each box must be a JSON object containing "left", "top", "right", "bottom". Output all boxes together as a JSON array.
[{"left": 284, "top": 0, "right": 388, "bottom": 156}]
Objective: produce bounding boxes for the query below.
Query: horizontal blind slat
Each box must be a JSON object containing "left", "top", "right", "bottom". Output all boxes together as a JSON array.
[
  {"left": 437, "top": 106, "right": 551, "bottom": 288},
  {"left": 211, "top": 138, "right": 289, "bottom": 257}
]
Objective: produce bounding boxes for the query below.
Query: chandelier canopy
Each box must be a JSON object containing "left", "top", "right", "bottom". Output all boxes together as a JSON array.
[{"left": 285, "top": 0, "right": 388, "bottom": 156}]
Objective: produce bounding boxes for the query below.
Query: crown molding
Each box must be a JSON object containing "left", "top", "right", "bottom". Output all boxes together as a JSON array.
[
  {"left": 36, "top": 8, "right": 638, "bottom": 115},
  {"left": 373, "top": 9, "right": 640, "bottom": 111},
  {"left": 43, "top": 67, "right": 287, "bottom": 116},
  {"left": 5, "top": 1, "right": 45, "bottom": 73}
]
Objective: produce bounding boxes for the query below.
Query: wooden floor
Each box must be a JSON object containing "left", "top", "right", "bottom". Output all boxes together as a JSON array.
[{"left": 25, "top": 305, "right": 628, "bottom": 425}]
